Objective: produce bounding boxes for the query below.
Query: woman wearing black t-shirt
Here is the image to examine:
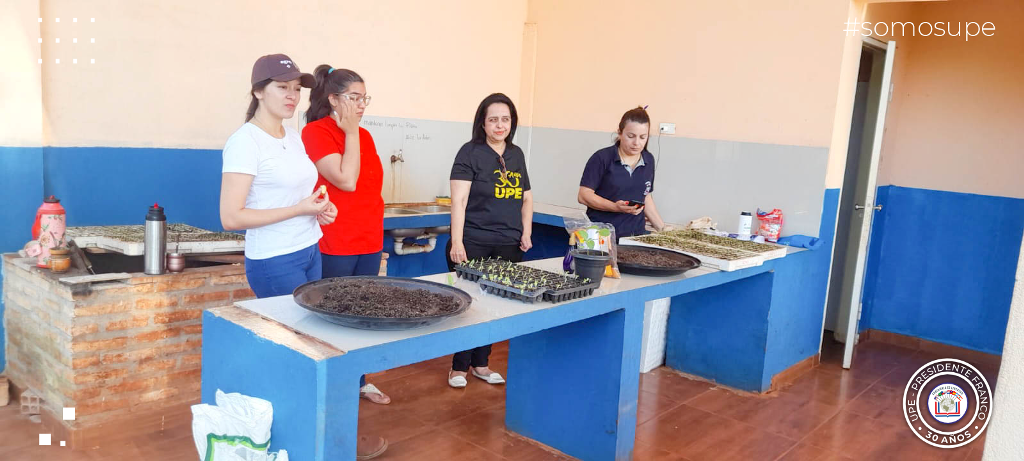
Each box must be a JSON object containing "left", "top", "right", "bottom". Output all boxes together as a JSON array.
[{"left": 446, "top": 93, "right": 533, "bottom": 388}]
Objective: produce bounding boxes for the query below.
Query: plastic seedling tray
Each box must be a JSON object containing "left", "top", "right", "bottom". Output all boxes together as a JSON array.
[
  {"left": 620, "top": 237, "right": 763, "bottom": 272},
  {"left": 542, "top": 279, "right": 600, "bottom": 303},
  {"left": 454, "top": 265, "right": 485, "bottom": 281},
  {"left": 478, "top": 278, "right": 545, "bottom": 303},
  {"left": 665, "top": 230, "right": 787, "bottom": 260}
]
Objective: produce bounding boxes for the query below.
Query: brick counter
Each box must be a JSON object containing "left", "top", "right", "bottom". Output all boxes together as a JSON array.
[{"left": 1, "top": 254, "right": 254, "bottom": 434}]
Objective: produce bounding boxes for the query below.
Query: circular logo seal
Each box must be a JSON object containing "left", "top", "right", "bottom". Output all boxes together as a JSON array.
[{"left": 903, "top": 358, "right": 993, "bottom": 448}]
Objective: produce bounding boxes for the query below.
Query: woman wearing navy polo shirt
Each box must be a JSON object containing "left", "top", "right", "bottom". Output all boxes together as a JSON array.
[
  {"left": 446, "top": 93, "right": 533, "bottom": 388},
  {"left": 578, "top": 106, "right": 668, "bottom": 238}
]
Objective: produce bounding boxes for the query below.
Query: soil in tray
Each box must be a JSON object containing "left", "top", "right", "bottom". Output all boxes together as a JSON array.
[
  {"left": 617, "top": 247, "right": 692, "bottom": 268},
  {"left": 315, "top": 280, "right": 460, "bottom": 318}
]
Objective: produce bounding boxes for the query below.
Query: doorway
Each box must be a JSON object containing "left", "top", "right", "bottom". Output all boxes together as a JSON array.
[{"left": 824, "top": 37, "right": 896, "bottom": 368}]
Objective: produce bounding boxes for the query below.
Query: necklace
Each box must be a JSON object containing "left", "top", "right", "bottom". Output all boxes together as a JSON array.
[
  {"left": 618, "top": 151, "right": 640, "bottom": 169},
  {"left": 251, "top": 115, "right": 287, "bottom": 150}
]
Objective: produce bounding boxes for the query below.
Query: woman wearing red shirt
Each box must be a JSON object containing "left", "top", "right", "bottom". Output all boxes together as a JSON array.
[
  {"left": 303, "top": 66, "right": 384, "bottom": 277},
  {"left": 301, "top": 65, "right": 390, "bottom": 459}
]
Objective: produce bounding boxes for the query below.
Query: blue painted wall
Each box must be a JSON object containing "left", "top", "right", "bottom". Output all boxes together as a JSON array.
[
  {"left": 0, "top": 146, "right": 45, "bottom": 372},
  {"left": 861, "top": 186, "right": 1024, "bottom": 354},
  {"left": 763, "top": 188, "right": 840, "bottom": 381},
  {"left": 43, "top": 147, "right": 224, "bottom": 229},
  {"left": 384, "top": 221, "right": 568, "bottom": 277}
]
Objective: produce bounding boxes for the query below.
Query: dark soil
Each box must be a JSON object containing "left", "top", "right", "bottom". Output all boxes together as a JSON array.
[
  {"left": 315, "top": 280, "right": 460, "bottom": 318},
  {"left": 617, "top": 247, "right": 691, "bottom": 268}
]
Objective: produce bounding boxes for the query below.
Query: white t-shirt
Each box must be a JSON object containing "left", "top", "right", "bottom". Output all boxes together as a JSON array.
[{"left": 222, "top": 123, "right": 323, "bottom": 260}]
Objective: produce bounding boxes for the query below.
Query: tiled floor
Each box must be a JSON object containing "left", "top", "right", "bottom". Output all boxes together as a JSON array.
[{"left": 2, "top": 337, "right": 998, "bottom": 460}]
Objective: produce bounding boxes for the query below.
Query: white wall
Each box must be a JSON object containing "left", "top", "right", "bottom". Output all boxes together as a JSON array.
[{"left": 982, "top": 233, "right": 1024, "bottom": 459}]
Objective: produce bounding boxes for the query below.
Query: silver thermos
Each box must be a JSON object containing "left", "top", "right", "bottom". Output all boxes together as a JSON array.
[{"left": 144, "top": 203, "right": 167, "bottom": 275}]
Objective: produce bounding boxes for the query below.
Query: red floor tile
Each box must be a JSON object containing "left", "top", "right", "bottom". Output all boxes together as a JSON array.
[
  {"left": 636, "top": 404, "right": 797, "bottom": 461},
  {"left": 439, "top": 406, "right": 573, "bottom": 460},
  {"left": 639, "top": 368, "right": 715, "bottom": 403}
]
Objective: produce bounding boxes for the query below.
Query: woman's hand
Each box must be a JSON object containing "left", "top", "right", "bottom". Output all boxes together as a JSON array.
[
  {"left": 296, "top": 191, "right": 331, "bottom": 216},
  {"left": 520, "top": 233, "right": 533, "bottom": 252},
  {"left": 450, "top": 240, "right": 468, "bottom": 264},
  {"left": 317, "top": 201, "right": 338, "bottom": 225},
  {"left": 331, "top": 97, "right": 360, "bottom": 135},
  {"left": 615, "top": 200, "right": 644, "bottom": 215}
]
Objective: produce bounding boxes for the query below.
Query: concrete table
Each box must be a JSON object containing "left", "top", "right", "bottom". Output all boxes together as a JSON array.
[{"left": 202, "top": 257, "right": 798, "bottom": 460}]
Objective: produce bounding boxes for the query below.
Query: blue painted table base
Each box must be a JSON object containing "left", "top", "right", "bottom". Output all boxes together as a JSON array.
[
  {"left": 203, "top": 298, "right": 646, "bottom": 460},
  {"left": 507, "top": 302, "right": 644, "bottom": 460}
]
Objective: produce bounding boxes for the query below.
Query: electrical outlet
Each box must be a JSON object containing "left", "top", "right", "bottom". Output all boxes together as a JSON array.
[{"left": 659, "top": 123, "right": 675, "bottom": 135}]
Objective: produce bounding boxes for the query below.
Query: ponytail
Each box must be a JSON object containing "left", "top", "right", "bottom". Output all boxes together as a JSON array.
[
  {"left": 306, "top": 65, "right": 364, "bottom": 124},
  {"left": 244, "top": 79, "right": 272, "bottom": 122}
]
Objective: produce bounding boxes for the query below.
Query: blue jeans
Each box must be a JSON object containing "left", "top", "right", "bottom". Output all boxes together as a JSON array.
[
  {"left": 245, "top": 244, "right": 322, "bottom": 299},
  {"left": 322, "top": 251, "right": 383, "bottom": 278}
]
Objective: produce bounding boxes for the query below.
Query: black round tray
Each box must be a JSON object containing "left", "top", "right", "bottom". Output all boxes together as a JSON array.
[
  {"left": 616, "top": 246, "right": 702, "bottom": 277},
  {"left": 292, "top": 276, "right": 472, "bottom": 330}
]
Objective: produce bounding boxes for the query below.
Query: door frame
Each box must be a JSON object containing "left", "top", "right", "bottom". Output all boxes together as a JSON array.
[{"left": 835, "top": 37, "right": 896, "bottom": 369}]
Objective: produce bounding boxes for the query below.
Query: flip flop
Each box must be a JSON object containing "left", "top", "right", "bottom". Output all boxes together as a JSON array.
[
  {"left": 359, "top": 384, "right": 391, "bottom": 405},
  {"left": 471, "top": 369, "right": 505, "bottom": 384},
  {"left": 448, "top": 371, "right": 468, "bottom": 388},
  {"left": 356, "top": 435, "right": 388, "bottom": 460}
]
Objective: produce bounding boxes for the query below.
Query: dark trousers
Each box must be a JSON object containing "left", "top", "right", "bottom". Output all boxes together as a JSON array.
[
  {"left": 446, "top": 238, "right": 523, "bottom": 371},
  {"left": 322, "top": 251, "right": 383, "bottom": 278}
]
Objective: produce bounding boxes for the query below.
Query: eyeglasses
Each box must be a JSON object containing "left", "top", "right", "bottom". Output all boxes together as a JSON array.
[
  {"left": 486, "top": 116, "right": 511, "bottom": 124},
  {"left": 337, "top": 93, "right": 372, "bottom": 106},
  {"left": 496, "top": 153, "right": 508, "bottom": 180}
]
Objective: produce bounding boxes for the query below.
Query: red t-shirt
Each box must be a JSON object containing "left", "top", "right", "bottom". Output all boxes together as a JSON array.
[{"left": 301, "top": 117, "right": 384, "bottom": 255}]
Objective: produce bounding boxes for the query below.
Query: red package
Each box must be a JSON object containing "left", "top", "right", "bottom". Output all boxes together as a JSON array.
[{"left": 756, "top": 208, "right": 784, "bottom": 242}]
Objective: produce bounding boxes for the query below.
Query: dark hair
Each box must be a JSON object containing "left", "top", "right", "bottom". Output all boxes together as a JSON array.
[
  {"left": 617, "top": 106, "right": 651, "bottom": 150},
  {"left": 306, "top": 65, "right": 365, "bottom": 124},
  {"left": 471, "top": 93, "right": 518, "bottom": 145},
  {"left": 245, "top": 79, "right": 272, "bottom": 122},
  {"left": 618, "top": 106, "right": 650, "bottom": 132}
]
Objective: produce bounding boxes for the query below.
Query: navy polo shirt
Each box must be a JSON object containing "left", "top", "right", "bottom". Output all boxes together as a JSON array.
[{"left": 579, "top": 144, "right": 656, "bottom": 238}]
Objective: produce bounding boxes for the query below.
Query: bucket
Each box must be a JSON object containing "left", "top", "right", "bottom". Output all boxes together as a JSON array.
[{"left": 571, "top": 249, "right": 611, "bottom": 285}]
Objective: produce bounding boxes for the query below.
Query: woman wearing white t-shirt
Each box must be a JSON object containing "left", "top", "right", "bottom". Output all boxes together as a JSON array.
[{"left": 220, "top": 54, "right": 338, "bottom": 298}]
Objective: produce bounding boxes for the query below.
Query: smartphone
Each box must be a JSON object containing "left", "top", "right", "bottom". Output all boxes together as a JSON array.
[{"left": 626, "top": 200, "right": 644, "bottom": 208}]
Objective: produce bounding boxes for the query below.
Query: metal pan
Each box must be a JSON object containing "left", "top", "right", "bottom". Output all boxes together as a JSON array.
[
  {"left": 616, "top": 246, "right": 702, "bottom": 277},
  {"left": 292, "top": 276, "right": 472, "bottom": 330}
]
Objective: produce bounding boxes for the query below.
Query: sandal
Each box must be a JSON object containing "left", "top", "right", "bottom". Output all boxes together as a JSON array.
[
  {"left": 359, "top": 384, "right": 391, "bottom": 405},
  {"left": 356, "top": 435, "right": 388, "bottom": 460}
]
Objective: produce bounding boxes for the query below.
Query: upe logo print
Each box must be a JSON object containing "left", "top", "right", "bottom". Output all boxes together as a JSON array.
[
  {"left": 928, "top": 384, "right": 967, "bottom": 423},
  {"left": 903, "top": 358, "right": 993, "bottom": 448}
]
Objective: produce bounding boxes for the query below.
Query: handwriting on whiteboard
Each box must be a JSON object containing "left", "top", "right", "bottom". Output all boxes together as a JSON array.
[{"left": 361, "top": 120, "right": 418, "bottom": 130}]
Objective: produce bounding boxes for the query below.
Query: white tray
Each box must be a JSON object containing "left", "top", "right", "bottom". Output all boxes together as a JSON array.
[
  {"left": 619, "top": 238, "right": 764, "bottom": 272},
  {"left": 67, "top": 224, "right": 245, "bottom": 256}
]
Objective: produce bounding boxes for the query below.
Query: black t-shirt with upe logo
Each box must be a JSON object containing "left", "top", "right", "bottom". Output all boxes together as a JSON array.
[{"left": 450, "top": 141, "right": 532, "bottom": 246}]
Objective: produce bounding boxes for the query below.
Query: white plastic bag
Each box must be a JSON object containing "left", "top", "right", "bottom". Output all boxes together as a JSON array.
[{"left": 192, "top": 389, "right": 288, "bottom": 461}]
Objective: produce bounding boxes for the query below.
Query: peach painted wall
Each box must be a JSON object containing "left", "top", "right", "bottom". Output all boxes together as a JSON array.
[
  {"left": 525, "top": 0, "right": 851, "bottom": 148},
  {"left": 867, "top": 0, "right": 1024, "bottom": 198},
  {"left": 1, "top": 0, "right": 44, "bottom": 147},
  {"left": 32, "top": 0, "right": 527, "bottom": 149}
]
